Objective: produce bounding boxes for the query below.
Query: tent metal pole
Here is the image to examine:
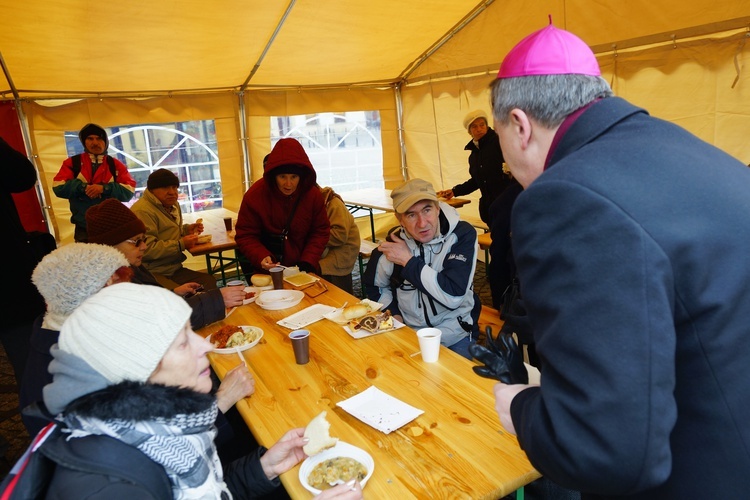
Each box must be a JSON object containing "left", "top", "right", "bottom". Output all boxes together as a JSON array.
[
  {"left": 2, "top": 49, "right": 55, "bottom": 237},
  {"left": 394, "top": 83, "right": 408, "bottom": 182},
  {"left": 237, "top": 92, "right": 252, "bottom": 192}
]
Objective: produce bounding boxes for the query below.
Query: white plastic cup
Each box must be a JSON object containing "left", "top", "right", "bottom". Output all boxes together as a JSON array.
[
  {"left": 416, "top": 328, "right": 442, "bottom": 363},
  {"left": 226, "top": 279, "right": 245, "bottom": 287}
]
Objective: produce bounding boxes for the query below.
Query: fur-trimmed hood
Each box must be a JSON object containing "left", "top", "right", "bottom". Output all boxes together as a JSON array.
[{"left": 64, "top": 381, "right": 215, "bottom": 421}]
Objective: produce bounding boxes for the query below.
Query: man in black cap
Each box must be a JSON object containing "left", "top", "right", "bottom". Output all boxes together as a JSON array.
[
  {"left": 131, "top": 168, "right": 218, "bottom": 290},
  {"left": 52, "top": 123, "right": 137, "bottom": 242}
]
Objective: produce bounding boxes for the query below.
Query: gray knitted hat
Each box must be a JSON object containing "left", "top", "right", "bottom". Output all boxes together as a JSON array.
[
  {"left": 32, "top": 243, "right": 129, "bottom": 330},
  {"left": 59, "top": 283, "right": 192, "bottom": 383}
]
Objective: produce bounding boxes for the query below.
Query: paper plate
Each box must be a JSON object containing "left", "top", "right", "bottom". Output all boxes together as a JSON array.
[
  {"left": 255, "top": 290, "right": 305, "bottom": 310},
  {"left": 283, "top": 272, "right": 319, "bottom": 288},
  {"left": 299, "top": 441, "right": 374, "bottom": 495},
  {"left": 209, "top": 326, "right": 263, "bottom": 353}
]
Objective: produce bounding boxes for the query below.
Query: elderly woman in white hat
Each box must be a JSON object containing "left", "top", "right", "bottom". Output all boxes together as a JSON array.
[{"left": 42, "top": 283, "right": 362, "bottom": 499}]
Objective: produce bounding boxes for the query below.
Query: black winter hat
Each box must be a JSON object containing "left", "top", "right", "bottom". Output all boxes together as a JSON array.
[{"left": 147, "top": 168, "right": 180, "bottom": 190}]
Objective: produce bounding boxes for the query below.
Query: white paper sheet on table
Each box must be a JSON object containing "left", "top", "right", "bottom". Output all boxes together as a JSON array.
[
  {"left": 336, "top": 386, "right": 424, "bottom": 434},
  {"left": 276, "top": 304, "right": 336, "bottom": 329}
]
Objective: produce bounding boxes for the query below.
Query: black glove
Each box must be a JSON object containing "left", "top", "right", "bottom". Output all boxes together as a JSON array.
[
  {"left": 298, "top": 261, "right": 316, "bottom": 273},
  {"left": 469, "top": 326, "right": 528, "bottom": 384}
]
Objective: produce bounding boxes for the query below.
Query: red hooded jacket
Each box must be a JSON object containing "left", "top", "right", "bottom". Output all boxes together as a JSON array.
[{"left": 235, "top": 138, "right": 330, "bottom": 271}]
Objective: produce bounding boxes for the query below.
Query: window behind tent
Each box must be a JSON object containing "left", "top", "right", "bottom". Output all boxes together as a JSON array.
[
  {"left": 64, "top": 121, "right": 222, "bottom": 214},
  {"left": 269, "top": 111, "right": 383, "bottom": 192}
]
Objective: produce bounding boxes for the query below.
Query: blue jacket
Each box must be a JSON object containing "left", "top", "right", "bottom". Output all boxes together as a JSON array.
[
  {"left": 510, "top": 97, "right": 750, "bottom": 499},
  {"left": 364, "top": 202, "right": 479, "bottom": 347}
]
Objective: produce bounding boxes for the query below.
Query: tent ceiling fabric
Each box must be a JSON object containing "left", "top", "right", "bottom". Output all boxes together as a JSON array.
[
  {"left": 0, "top": 0, "right": 481, "bottom": 98},
  {"left": 2, "top": 0, "right": 747, "bottom": 99}
]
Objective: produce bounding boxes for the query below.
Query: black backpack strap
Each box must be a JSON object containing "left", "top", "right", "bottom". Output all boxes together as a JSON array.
[
  {"left": 70, "top": 154, "right": 82, "bottom": 178},
  {"left": 106, "top": 155, "right": 117, "bottom": 180},
  {"left": 39, "top": 430, "right": 172, "bottom": 497}
]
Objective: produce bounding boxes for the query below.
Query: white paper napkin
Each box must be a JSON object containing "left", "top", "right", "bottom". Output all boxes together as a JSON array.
[
  {"left": 276, "top": 304, "right": 336, "bottom": 329},
  {"left": 336, "top": 386, "right": 424, "bottom": 434}
]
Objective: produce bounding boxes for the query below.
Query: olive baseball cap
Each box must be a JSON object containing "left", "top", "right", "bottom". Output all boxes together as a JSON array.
[{"left": 391, "top": 179, "right": 439, "bottom": 214}]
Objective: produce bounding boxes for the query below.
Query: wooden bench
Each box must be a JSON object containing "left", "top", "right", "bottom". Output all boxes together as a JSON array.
[{"left": 357, "top": 239, "right": 380, "bottom": 298}]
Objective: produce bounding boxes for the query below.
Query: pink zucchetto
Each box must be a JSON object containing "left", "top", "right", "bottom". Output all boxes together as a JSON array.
[{"left": 497, "top": 17, "right": 600, "bottom": 78}]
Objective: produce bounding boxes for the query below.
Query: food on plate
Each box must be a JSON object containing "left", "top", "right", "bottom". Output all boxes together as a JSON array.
[
  {"left": 211, "top": 325, "right": 262, "bottom": 349},
  {"left": 342, "top": 300, "right": 380, "bottom": 320},
  {"left": 196, "top": 234, "right": 212, "bottom": 244},
  {"left": 349, "top": 310, "right": 393, "bottom": 333},
  {"left": 303, "top": 411, "right": 338, "bottom": 456},
  {"left": 285, "top": 272, "right": 317, "bottom": 287},
  {"left": 307, "top": 457, "right": 367, "bottom": 491},
  {"left": 343, "top": 304, "right": 368, "bottom": 320},
  {"left": 250, "top": 274, "right": 272, "bottom": 287},
  {"left": 244, "top": 290, "right": 256, "bottom": 301}
]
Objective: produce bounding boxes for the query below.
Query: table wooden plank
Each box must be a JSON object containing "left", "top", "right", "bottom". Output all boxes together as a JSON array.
[{"left": 198, "top": 278, "right": 539, "bottom": 499}]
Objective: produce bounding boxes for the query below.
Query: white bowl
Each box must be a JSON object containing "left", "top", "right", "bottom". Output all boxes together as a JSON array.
[
  {"left": 299, "top": 441, "right": 374, "bottom": 495},
  {"left": 255, "top": 290, "right": 305, "bottom": 310},
  {"left": 209, "top": 326, "right": 263, "bottom": 354}
]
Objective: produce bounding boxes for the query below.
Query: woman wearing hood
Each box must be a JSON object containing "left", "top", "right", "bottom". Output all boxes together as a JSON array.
[{"left": 235, "top": 138, "right": 330, "bottom": 276}]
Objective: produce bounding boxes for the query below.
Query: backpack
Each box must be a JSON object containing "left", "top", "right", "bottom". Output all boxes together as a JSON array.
[
  {"left": 70, "top": 154, "right": 117, "bottom": 181},
  {"left": 0, "top": 423, "right": 171, "bottom": 499}
]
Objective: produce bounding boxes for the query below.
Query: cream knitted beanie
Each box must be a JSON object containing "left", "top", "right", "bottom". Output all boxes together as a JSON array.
[
  {"left": 59, "top": 283, "right": 192, "bottom": 383},
  {"left": 32, "top": 243, "right": 129, "bottom": 330}
]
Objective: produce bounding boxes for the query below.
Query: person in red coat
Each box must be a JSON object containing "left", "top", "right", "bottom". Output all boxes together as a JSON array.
[{"left": 235, "top": 138, "right": 330, "bottom": 276}]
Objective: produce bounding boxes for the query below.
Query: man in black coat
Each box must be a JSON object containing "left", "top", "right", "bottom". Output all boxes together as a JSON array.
[
  {"left": 438, "top": 109, "right": 513, "bottom": 225},
  {"left": 489, "top": 21, "right": 750, "bottom": 499}
]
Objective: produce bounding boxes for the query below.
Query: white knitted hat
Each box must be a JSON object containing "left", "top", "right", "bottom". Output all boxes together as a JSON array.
[
  {"left": 32, "top": 243, "right": 129, "bottom": 327},
  {"left": 59, "top": 283, "right": 193, "bottom": 383},
  {"left": 463, "top": 109, "right": 488, "bottom": 131}
]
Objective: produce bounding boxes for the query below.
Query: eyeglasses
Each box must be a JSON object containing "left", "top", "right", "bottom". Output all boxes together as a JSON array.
[{"left": 126, "top": 237, "right": 146, "bottom": 247}]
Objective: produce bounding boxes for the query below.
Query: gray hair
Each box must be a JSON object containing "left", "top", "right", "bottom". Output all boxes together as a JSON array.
[{"left": 490, "top": 74, "right": 613, "bottom": 128}]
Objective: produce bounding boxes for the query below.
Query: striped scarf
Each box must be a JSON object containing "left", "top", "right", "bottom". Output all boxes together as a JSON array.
[{"left": 61, "top": 402, "right": 231, "bottom": 499}]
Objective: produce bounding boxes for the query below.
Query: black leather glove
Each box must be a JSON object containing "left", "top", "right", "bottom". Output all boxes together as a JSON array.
[
  {"left": 298, "top": 261, "right": 316, "bottom": 273},
  {"left": 469, "top": 326, "right": 528, "bottom": 384}
]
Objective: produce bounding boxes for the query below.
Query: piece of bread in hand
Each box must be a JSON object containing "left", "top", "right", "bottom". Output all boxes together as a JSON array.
[
  {"left": 303, "top": 411, "right": 338, "bottom": 456},
  {"left": 343, "top": 304, "right": 368, "bottom": 320},
  {"left": 250, "top": 274, "right": 272, "bottom": 287}
]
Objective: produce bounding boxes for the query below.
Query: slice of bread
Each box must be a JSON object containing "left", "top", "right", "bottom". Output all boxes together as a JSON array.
[{"left": 303, "top": 411, "right": 338, "bottom": 456}]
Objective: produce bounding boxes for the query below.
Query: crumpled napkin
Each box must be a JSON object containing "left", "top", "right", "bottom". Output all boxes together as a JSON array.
[{"left": 336, "top": 386, "right": 424, "bottom": 434}]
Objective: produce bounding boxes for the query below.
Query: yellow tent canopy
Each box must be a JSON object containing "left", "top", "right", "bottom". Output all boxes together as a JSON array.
[{"left": 2, "top": 0, "right": 749, "bottom": 243}]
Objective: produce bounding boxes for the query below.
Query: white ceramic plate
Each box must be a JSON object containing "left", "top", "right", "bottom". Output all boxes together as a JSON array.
[
  {"left": 209, "top": 326, "right": 264, "bottom": 353},
  {"left": 299, "top": 441, "right": 374, "bottom": 495},
  {"left": 242, "top": 286, "right": 260, "bottom": 305},
  {"left": 255, "top": 290, "right": 305, "bottom": 310},
  {"left": 323, "top": 299, "right": 384, "bottom": 325}
]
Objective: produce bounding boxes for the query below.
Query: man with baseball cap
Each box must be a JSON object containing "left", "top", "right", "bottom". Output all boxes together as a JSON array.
[
  {"left": 52, "top": 123, "right": 137, "bottom": 242},
  {"left": 363, "top": 178, "right": 480, "bottom": 359},
  {"left": 484, "top": 20, "right": 750, "bottom": 499}
]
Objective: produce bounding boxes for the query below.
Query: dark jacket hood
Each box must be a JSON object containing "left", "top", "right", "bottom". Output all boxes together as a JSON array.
[
  {"left": 263, "top": 138, "right": 317, "bottom": 194},
  {"left": 78, "top": 123, "right": 110, "bottom": 152}
]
